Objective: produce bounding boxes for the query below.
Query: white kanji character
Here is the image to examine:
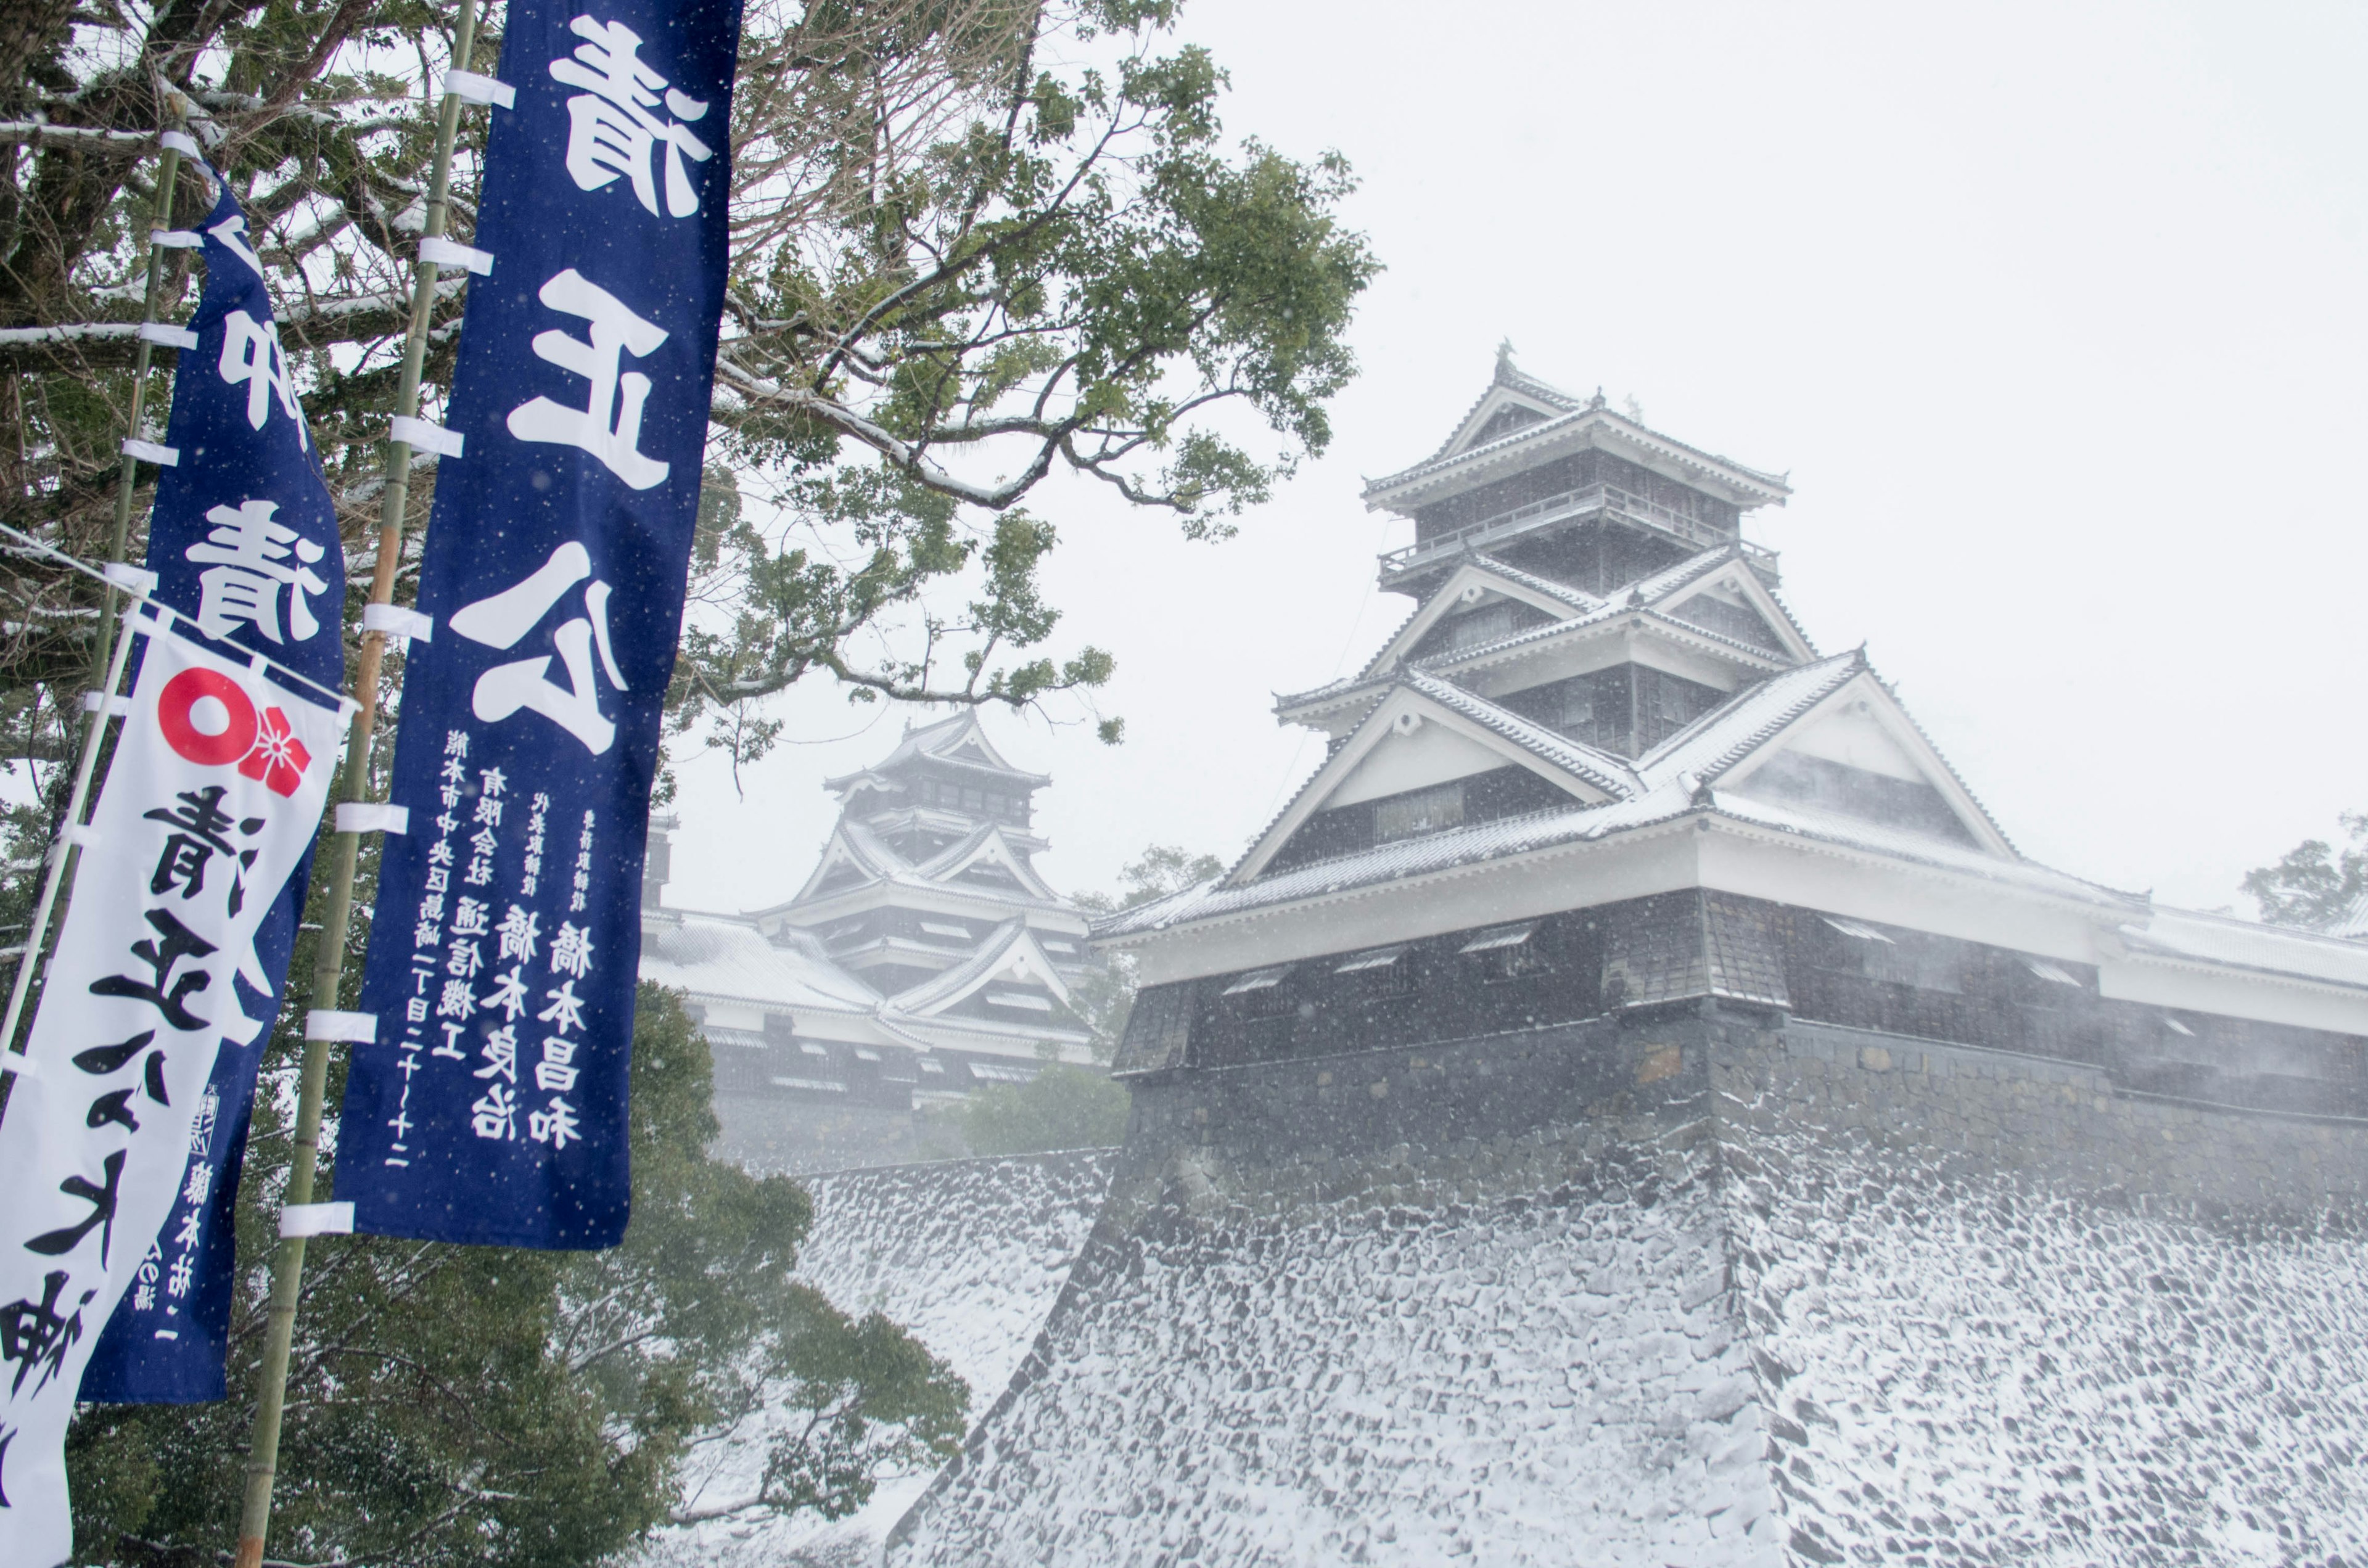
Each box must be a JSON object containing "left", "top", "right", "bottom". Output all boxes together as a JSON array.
[
  {"left": 549, "top": 921, "right": 594, "bottom": 979},
  {"left": 188, "top": 1086, "right": 220, "bottom": 1152},
  {"left": 480, "top": 768, "right": 508, "bottom": 799},
  {"left": 437, "top": 977, "right": 477, "bottom": 1019},
  {"left": 445, "top": 730, "right": 470, "bottom": 757},
  {"left": 471, "top": 1081, "right": 519, "bottom": 1140},
  {"left": 218, "top": 309, "right": 308, "bottom": 445},
  {"left": 166, "top": 1252, "right": 197, "bottom": 1296},
  {"left": 448, "top": 540, "right": 629, "bottom": 753},
  {"left": 549, "top": 15, "right": 713, "bottom": 218},
  {"left": 505, "top": 268, "right": 670, "bottom": 490},
  {"left": 441, "top": 755, "right": 469, "bottom": 785},
  {"left": 528, "top": 1096, "right": 582, "bottom": 1149},
  {"left": 182, "top": 1162, "right": 211, "bottom": 1205},
  {"left": 534, "top": 1033, "right": 579, "bottom": 1091},
  {"left": 538, "top": 979, "right": 587, "bottom": 1036},
  {"left": 473, "top": 794, "right": 504, "bottom": 827},
  {"left": 185, "top": 499, "right": 329, "bottom": 645},
  {"left": 133, "top": 1283, "right": 157, "bottom": 1311},
  {"left": 475, "top": 1024, "right": 519, "bottom": 1083},
  {"left": 481, "top": 967, "right": 530, "bottom": 1021},
  {"left": 451, "top": 897, "right": 491, "bottom": 937},
  {"left": 447, "top": 939, "right": 485, "bottom": 982},
  {"left": 173, "top": 1209, "right": 203, "bottom": 1248},
  {"left": 496, "top": 905, "right": 541, "bottom": 965}
]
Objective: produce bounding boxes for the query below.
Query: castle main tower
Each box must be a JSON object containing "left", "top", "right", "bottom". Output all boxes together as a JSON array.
[{"left": 887, "top": 358, "right": 2368, "bottom": 1567}]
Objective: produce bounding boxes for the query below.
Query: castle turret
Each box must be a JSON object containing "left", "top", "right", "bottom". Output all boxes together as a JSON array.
[{"left": 639, "top": 712, "right": 1096, "bottom": 1172}]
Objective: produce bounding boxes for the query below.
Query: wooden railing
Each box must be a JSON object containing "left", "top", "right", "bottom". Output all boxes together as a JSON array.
[{"left": 1377, "top": 483, "right": 1778, "bottom": 583}]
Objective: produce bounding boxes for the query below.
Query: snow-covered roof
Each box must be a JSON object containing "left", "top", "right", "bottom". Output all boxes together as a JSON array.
[
  {"left": 1112, "top": 647, "right": 2086, "bottom": 940},
  {"left": 824, "top": 710, "right": 1051, "bottom": 792},
  {"left": 2116, "top": 906, "right": 2368, "bottom": 993},
  {"left": 638, "top": 910, "right": 881, "bottom": 1014},
  {"left": 770, "top": 816, "right": 1077, "bottom": 917},
  {"left": 887, "top": 918, "right": 1077, "bottom": 1015},
  {"left": 1365, "top": 361, "right": 1790, "bottom": 513},
  {"left": 1275, "top": 544, "right": 1814, "bottom": 721}
]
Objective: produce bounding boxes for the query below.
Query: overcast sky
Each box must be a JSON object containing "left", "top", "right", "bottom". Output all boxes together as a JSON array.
[{"left": 664, "top": 0, "right": 2368, "bottom": 921}]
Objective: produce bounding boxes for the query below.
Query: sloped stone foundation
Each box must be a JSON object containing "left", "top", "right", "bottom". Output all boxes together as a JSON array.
[{"left": 889, "top": 1016, "right": 2368, "bottom": 1567}]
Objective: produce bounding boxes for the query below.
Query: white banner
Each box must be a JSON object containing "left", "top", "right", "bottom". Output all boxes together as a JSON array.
[{"left": 0, "top": 621, "right": 340, "bottom": 1566}]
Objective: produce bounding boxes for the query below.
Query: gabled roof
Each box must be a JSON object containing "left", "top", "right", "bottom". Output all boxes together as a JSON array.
[
  {"left": 1419, "top": 358, "right": 1587, "bottom": 466},
  {"left": 1349, "top": 556, "right": 1605, "bottom": 684},
  {"left": 1233, "top": 671, "right": 1632, "bottom": 884},
  {"left": 1157, "top": 647, "right": 2031, "bottom": 929},
  {"left": 1366, "top": 359, "right": 1790, "bottom": 514},
  {"left": 915, "top": 821, "right": 1064, "bottom": 903},
  {"left": 1276, "top": 544, "right": 1814, "bottom": 729},
  {"left": 885, "top": 918, "right": 1079, "bottom": 1016},
  {"left": 824, "top": 710, "right": 1051, "bottom": 794},
  {"left": 770, "top": 817, "right": 1077, "bottom": 918}
]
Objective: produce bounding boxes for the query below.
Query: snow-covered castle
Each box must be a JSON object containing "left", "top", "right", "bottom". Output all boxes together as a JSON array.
[
  {"left": 638, "top": 713, "right": 1096, "bottom": 1172},
  {"left": 873, "top": 357, "right": 2368, "bottom": 1566}
]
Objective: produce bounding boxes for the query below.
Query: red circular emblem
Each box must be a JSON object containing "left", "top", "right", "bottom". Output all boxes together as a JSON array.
[{"left": 157, "top": 667, "right": 258, "bottom": 766}]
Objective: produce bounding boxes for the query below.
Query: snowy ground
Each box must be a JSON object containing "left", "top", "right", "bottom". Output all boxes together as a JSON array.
[{"left": 628, "top": 1148, "right": 1117, "bottom": 1568}]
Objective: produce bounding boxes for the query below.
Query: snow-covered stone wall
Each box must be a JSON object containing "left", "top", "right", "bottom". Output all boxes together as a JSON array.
[
  {"left": 636, "top": 1147, "right": 1116, "bottom": 1568},
  {"left": 890, "top": 1016, "right": 2368, "bottom": 1567}
]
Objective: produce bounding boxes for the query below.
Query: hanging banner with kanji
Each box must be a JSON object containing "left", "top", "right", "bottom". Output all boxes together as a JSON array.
[
  {"left": 76, "top": 155, "right": 347, "bottom": 1407},
  {"left": 0, "top": 622, "right": 342, "bottom": 1566},
  {"left": 338, "top": 0, "right": 743, "bottom": 1248}
]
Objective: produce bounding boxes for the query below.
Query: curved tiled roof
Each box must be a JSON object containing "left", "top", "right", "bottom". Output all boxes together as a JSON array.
[
  {"left": 1398, "top": 667, "right": 1640, "bottom": 798},
  {"left": 641, "top": 911, "right": 882, "bottom": 1014},
  {"left": 1370, "top": 385, "right": 1788, "bottom": 508}
]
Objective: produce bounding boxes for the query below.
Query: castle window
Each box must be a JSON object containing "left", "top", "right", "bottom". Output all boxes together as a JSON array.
[
  {"left": 1375, "top": 781, "right": 1465, "bottom": 842},
  {"left": 985, "top": 990, "right": 1054, "bottom": 1012},
  {"left": 1820, "top": 916, "right": 1963, "bottom": 994},
  {"left": 963, "top": 786, "right": 985, "bottom": 812},
  {"left": 1336, "top": 944, "right": 1416, "bottom": 997},
  {"left": 1462, "top": 921, "right": 1545, "bottom": 982},
  {"left": 919, "top": 921, "right": 971, "bottom": 940},
  {"left": 1223, "top": 964, "right": 1297, "bottom": 1019}
]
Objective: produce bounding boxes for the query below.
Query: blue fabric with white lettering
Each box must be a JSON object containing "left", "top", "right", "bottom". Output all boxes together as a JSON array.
[
  {"left": 337, "top": 0, "right": 742, "bottom": 1247},
  {"left": 81, "top": 163, "right": 343, "bottom": 1403}
]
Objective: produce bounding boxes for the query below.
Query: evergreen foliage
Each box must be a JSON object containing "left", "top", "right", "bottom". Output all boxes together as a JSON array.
[
  {"left": 2245, "top": 811, "right": 2368, "bottom": 931},
  {"left": 1069, "top": 842, "right": 1221, "bottom": 1048},
  {"left": 0, "top": 0, "right": 1375, "bottom": 797},
  {"left": 3, "top": 1, "right": 1366, "bottom": 1551},
  {"left": 67, "top": 982, "right": 965, "bottom": 1565},
  {"left": 952, "top": 1061, "right": 1129, "bottom": 1155}
]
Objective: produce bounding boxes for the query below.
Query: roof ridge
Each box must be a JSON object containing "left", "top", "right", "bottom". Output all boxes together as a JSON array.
[
  {"left": 1397, "top": 667, "right": 1639, "bottom": 798},
  {"left": 1635, "top": 652, "right": 1862, "bottom": 781}
]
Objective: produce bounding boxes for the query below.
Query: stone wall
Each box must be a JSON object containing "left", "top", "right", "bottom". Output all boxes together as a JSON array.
[
  {"left": 890, "top": 1010, "right": 2368, "bottom": 1566},
  {"left": 636, "top": 1149, "right": 1117, "bottom": 1568}
]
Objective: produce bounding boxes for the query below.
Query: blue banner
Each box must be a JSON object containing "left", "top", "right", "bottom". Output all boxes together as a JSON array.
[
  {"left": 337, "top": 0, "right": 743, "bottom": 1247},
  {"left": 81, "top": 160, "right": 345, "bottom": 1403}
]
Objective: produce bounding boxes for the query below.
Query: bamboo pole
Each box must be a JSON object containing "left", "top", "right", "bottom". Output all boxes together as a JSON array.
[
  {"left": 0, "top": 612, "right": 144, "bottom": 1078},
  {"left": 90, "top": 120, "right": 186, "bottom": 701},
  {"left": 0, "top": 125, "right": 192, "bottom": 1073},
  {"left": 233, "top": 6, "right": 488, "bottom": 1562}
]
